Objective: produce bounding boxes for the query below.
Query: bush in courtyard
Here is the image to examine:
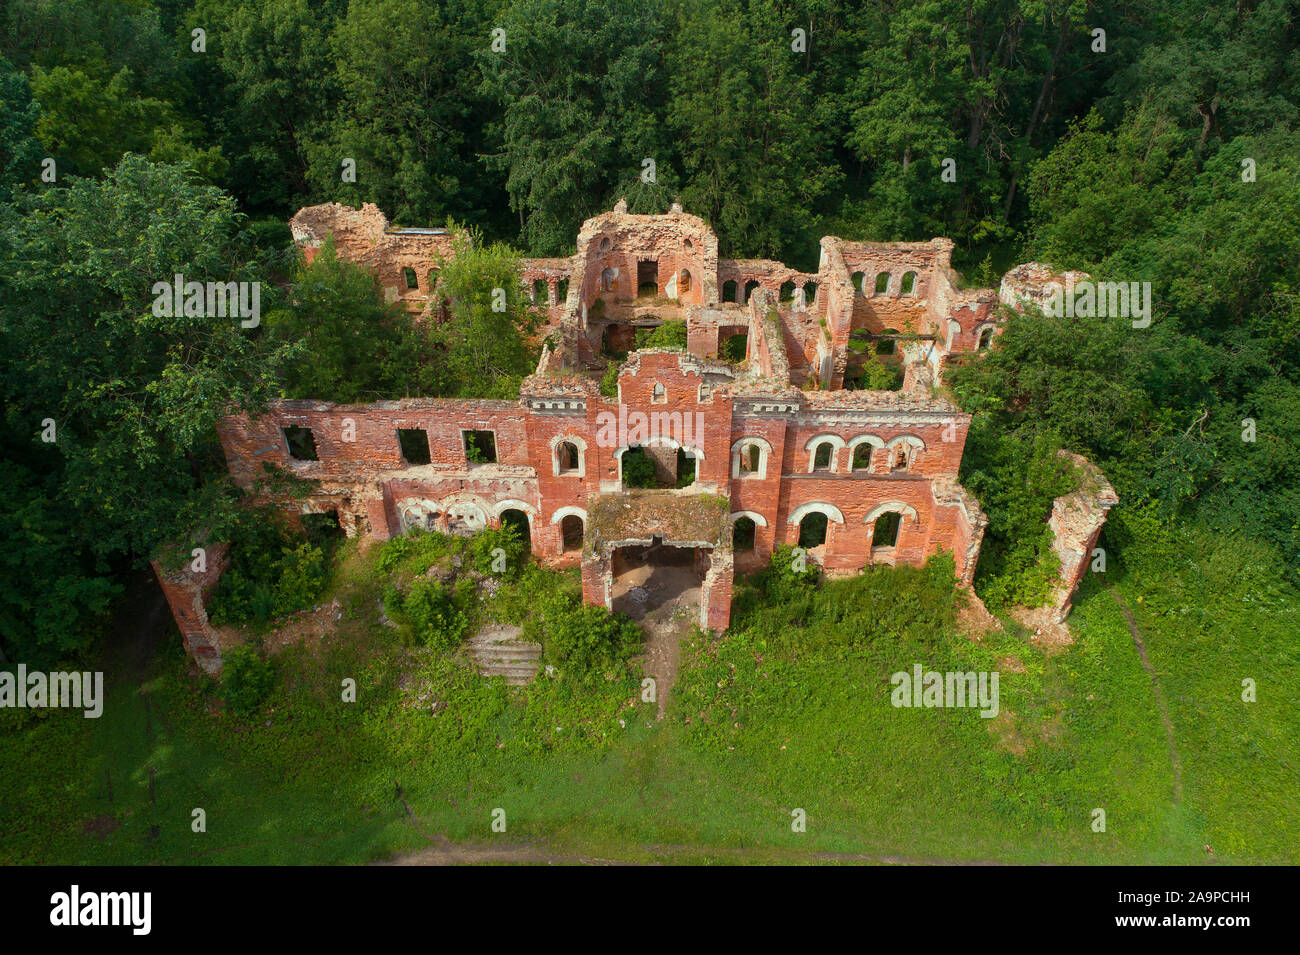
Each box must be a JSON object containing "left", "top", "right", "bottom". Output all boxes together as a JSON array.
[
  {"left": 207, "top": 517, "right": 328, "bottom": 627},
  {"left": 635, "top": 320, "right": 687, "bottom": 349}
]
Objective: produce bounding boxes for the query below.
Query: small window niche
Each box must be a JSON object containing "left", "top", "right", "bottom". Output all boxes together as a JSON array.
[
  {"left": 463, "top": 430, "right": 497, "bottom": 464},
  {"left": 397, "top": 428, "right": 431, "bottom": 465},
  {"left": 282, "top": 426, "right": 318, "bottom": 461}
]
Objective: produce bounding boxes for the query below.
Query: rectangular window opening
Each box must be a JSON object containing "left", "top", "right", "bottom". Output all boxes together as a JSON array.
[
  {"left": 397, "top": 428, "right": 431, "bottom": 465},
  {"left": 283, "top": 426, "right": 318, "bottom": 461},
  {"left": 463, "top": 430, "right": 497, "bottom": 464}
]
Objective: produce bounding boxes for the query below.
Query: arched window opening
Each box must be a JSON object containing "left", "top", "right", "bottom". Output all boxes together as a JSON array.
[
  {"left": 651, "top": 382, "right": 666, "bottom": 403},
  {"left": 874, "top": 272, "right": 891, "bottom": 295},
  {"left": 500, "top": 508, "right": 531, "bottom": 550},
  {"left": 873, "top": 512, "right": 901, "bottom": 548},
  {"left": 803, "top": 281, "right": 817, "bottom": 304},
  {"left": 678, "top": 270, "right": 692, "bottom": 293},
  {"left": 599, "top": 237, "right": 612, "bottom": 255},
  {"left": 722, "top": 279, "right": 738, "bottom": 302},
  {"left": 733, "top": 516, "right": 757, "bottom": 550},
  {"left": 743, "top": 279, "right": 759, "bottom": 303},
  {"left": 560, "top": 515, "right": 584, "bottom": 552},
  {"left": 798, "top": 512, "right": 828, "bottom": 548},
  {"left": 890, "top": 445, "right": 910, "bottom": 472},
  {"left": 812, "top": 442, "right": 834, "bottom": 472},
  {"left": 851, "top": 445, "right": 872, "bottom": 472},
  {"left": 779, "top": 280, "right": 797, "bottom": 302},
  {"left": 403, "top": 267, "right": 418, "bottom": 290},
  {"left": 739, "top": 443, "right": 760, "bottom": 474},
  {"left": 557, "top": 441, "right": 581, "bottom": 475},
  {"left": 977, "top": 326, "right": 995, "bottom": 350},
  {"left": 675, "top": 448, "right": 697, "bottom": 488},
  {"left": 901, "top": 271, "right": 917, "bottom": 295},
  {"left": 852, "top": 271, "right": 866, "bottom": 295},
  {"left": 721, "top": 331, "right": 747, "bottom": 363}
]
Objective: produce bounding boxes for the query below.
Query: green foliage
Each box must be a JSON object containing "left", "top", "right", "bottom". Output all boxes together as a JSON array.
[
  {"left": 620, "top": 448, "right": 658, "bottom": 488},
  {"left": 847, "top": 357, "right": 904, "bottom": 391},
  {"left": 30, "top": 58, "right": 225, "bottom": 182},
  {"left": 375, "top": 529, "right": 462, "bottom": 577},
  {"left": 432, "top": 226, "right": 537, "bottom": 397},
  {"left": 634, "top": 320, "right": 687, "bottom": 350},
  {"left": 477, "top": 0, "right": 674, "bottom": 254},
  {"left": 537, "top": 597, "right": 640, "bottom": 685},
  {"left": 754, "top": 544, "right": 821, "bottom": 605},
  {"left": 0, "top": 59, "right": 42, "bottom": 199},
  {"left": 0, "top": 156, "right": 299, "bottom": 655},
  {"left": 668, "top": 0, "right": 837, "bottom": 258},
  {"left": 720, "top": 333, "right": 747, "bottom": 363},
  {"left": 469, "top": 523, "right": 527, "bottom": 577},
  {"left": 732, "top": 553, "right": 957, "bottom": 655},
  {"left": 267, "top": 238, "right": 443, "bottom": 401},
  {"left": 599, "top": 362, "right": 620, "bottom": 397},
  {"left": 384, "top": 577, "right": 469, "bottom": 651},
  {"left": 208, "top": 518, "right": 328, "bottom": 627},
  {"left": 219, "top": 645, "right": 275, "bottom": 717},
  {"left": 309, "top": 0, "right": 494, "bottom": 225},
  {"left": 959, "top": 430, "right": 1078, "bottom": 611}
]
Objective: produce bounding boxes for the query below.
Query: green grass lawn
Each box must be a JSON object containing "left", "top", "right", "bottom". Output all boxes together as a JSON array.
[{"left": 2, "top": 517, "right": 1296, "bottom": 865}]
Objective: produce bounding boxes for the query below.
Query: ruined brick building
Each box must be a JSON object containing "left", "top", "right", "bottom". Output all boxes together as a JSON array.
[{"left": 156, "top": 199, "right": 1117, "bottom": 673}]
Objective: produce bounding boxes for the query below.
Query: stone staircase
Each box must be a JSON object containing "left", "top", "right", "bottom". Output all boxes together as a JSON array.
[{"left": 467, "top": 625, "right": 542, "bottom": 686}]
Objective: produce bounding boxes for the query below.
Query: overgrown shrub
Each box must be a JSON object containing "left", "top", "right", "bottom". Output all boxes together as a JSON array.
[
  {"left": 600, "top": 362, "right": 620, "bottom": 397},
  {"left": 757, "top": 544, "right": 821, "bottom": 602},
  {"left": 469, "top": 523, "right": 527, "bottom": 576},
  {"left": 733, "top": 553, "right": 959, "bottom": 653},
  {"left": 219, "top": 645, "right": 275, "bottom": 716},
  {"left": 207, "top": 518, "right": 328, "bottom": 627},
  {"left": 620, "top": 448, "right": 658, "bottom": 488},
  {"left": 376, "top": 529, "right": 461, "bottom": 577},
  {"left": 384, "top": 577, "right": 470, "bottom": 650},
  {"left": 542, "top": 603, "right": 641, "bottom": 683},
  {"left": 961, "top": 430, "right": 1078, "bottom": 610},
  {"left": 635, "top": 320, "right": 687, "bottom": 349}
]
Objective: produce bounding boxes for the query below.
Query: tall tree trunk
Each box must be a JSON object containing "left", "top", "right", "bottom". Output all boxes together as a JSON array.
[{"left": 1003, "top": 6, "right": 1072, "bottom": 220}]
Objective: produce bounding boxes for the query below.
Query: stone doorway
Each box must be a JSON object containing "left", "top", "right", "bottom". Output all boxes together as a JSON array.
[{"left": 611, "top": 537, "right": 707, "bottom": 620}]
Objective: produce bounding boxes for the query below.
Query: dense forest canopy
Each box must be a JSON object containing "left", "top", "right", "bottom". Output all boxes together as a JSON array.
[{"left": 2, "top": 0, "right": 1298, "bottom": 663}]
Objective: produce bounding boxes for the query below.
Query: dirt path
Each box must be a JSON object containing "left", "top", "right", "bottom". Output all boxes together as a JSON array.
[
  {"left": 611, "top": 555, "right": 700, "bottom": 718},
  {"left": 1110, "top": 588, "right": 1184, "bottom": 804}
]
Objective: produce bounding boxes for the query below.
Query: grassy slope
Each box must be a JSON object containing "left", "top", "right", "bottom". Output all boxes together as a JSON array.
[{"left": 1, "top": 522, "right": 1296, "bottom": 865}]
